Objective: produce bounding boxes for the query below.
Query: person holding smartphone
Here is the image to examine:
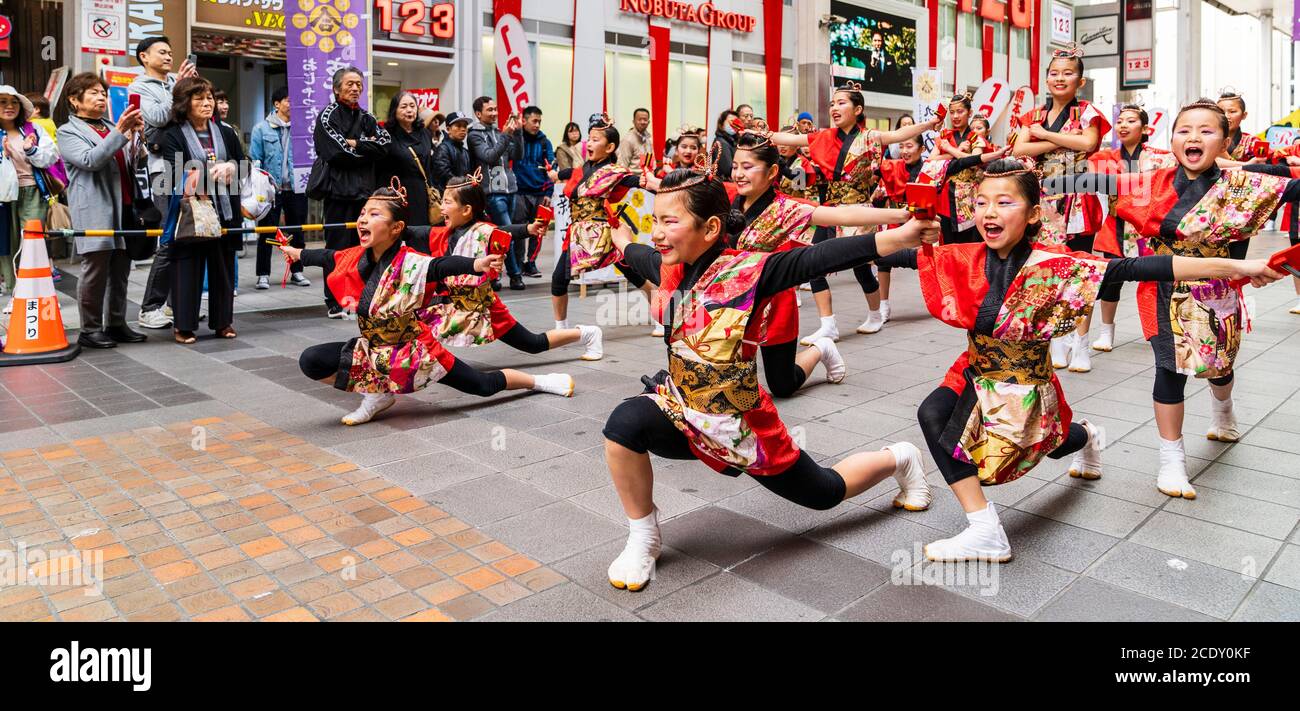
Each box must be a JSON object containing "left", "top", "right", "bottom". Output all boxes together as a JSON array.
[{"left": 130, "top": 36, "right": 199, "bottom": 332}]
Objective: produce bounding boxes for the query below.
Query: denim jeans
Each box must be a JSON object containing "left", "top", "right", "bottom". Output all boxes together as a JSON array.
[{"left": 487, "top": 193, "right": 518, "bottom": 277}]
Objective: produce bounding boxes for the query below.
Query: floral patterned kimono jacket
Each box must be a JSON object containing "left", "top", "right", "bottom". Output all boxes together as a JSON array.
[
  {"left": 1088, "top": 144, "right": 1176, "bottom": 257},
  {"left": 1017, "top": 100, "right": 1110, "bottom": 246},
  {"left": 878, "top": 153, "right": 989, "bottom": 244},
  {"left": 807, "top": 126, "right": 885, "bottom": 237},
  {"left": 620, "top": 233, "right": 889, "bottom": 476},
  {"left": 1228, "top": 130, "right": 1265, "bottom": 162},
  {"left": 728, "top": 188, "right": 814, "bottom": 346},
  {"left": 1049, "top": 164, "right": 1300, "bottom": 378},
  {"left": 422, "top": 221, "right": 530, "bottom": 347},
  {"left": 556, "top": 158, "right": 643, "bottom": 275},
  {"left": 917, "top": 240, "right": 1109, "bottom": 484},
  {"left": 307, "top": 243, "right": 480, "bottom": 394}
]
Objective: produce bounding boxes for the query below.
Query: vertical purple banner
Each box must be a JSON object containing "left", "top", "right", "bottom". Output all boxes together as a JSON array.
[
  {"left": 286, "top": 1, "right": 370, "bottom": 194},
  {"left": 1294, "top": 0, "right": 1300, "bottom": 40}
]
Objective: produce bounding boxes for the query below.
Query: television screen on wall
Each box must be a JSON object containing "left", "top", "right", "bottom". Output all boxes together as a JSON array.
[{"left": 830, "top": 1, "right": 917, "bottom": 97}]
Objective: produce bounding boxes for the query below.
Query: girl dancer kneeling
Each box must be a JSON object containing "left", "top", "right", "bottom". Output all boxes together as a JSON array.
[
  {"left": 421, "top": 171, "right": 603, "bottom": 360},
  {"left": 285, "top": 184, "right": 577, "bottom": 426},
  {"left": 905, "top": 160, "right": 1281, "bottom": 562},
  {"left": 726, "top": 132, "right": 913, "bottom": 396},
  {"left": 1044, "top": 99, "right": 1300, "bottom": 499},
  {"left": 600, "top": 162, "right": 939, "bottom": 592}
]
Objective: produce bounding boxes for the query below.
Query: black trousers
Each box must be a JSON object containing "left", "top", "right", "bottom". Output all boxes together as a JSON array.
[
  {"left": 808, "top": 226, "right": 878, "bottom": 295},
  {"left": 918, "top": 386, "right": 1088, "bottom": 485},
  {"left": 760, "top": 340, "right": 808, "bottom": 398},
  {"left": 322, "top": 198, "right": 366, "bottom": 309},
  {"left": 172, "top": 240, "right": 235, "bottom": 332},
  {"left": 498, "top": 323, "right": 551, "bottom": 354},
  {"left": 77, "top": 248, "right": 131, "bottom": 332},
  {"left": 255, "top": 191, "right": 309, "bottom": 277},
  {"left": 299, "top": 342, "right": 508, "bottom": 397},
  {"left": 1152, "top": 368, "right": 1234, "bottom": 405},
  {"left": 602, "top": 395, "right": 847, "bottom": 510},
  {"left": 551, "top": 248, "right": 647, "bottom": 298},
  {"left": 513, "top": 193, "right": 547, "bottom": 266},
  {"left": 140, "top": 239, "right": 174, "bottom": 312}
]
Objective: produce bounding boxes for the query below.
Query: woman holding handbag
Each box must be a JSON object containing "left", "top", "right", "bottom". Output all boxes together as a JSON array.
[
  {"left": 158, "top": 76, "right": 244, "bottom": 344},
  {"left": 379, "top": 91, "right": 438, "bottom": 230},
  {"left": 0, "top": 85, "right": 61, "bottom": 304},
  {"left": 57, "top": 72, "right": 149, "bottom": 349}
]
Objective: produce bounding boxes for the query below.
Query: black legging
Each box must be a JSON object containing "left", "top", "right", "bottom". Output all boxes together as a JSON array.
[
  {"left": 498, "top": 322, "right": 551, "bottom": 354},
  {"left": 1153, "top": 367, "right": 1233, "bottom": 405},
  {"left": 299, "top": 342, "right": 507, "bottom": 397},
  {"left": 807, "top": 226, "right": 878, "bottom": 295},
  {"left": 551, "top": 248, "right": 647, "bottom": 297},
  {"left": 760, "top": 340, "right": 808, "bottom": 398},
  {"left": 1095, "top": 250, "right": 1124, "bottom": 303},
  {"left": 603, "top": 395, "right": 846, "bottom": 510},
  {"left": 918, "top": 385, "right": 1089, "bottom": 485}
]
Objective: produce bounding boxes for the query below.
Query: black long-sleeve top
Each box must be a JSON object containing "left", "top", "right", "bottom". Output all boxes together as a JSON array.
[
  {"left": 556, "top": 157, "right": 643, "bottom": 200},
  {"left": 884, "top": 241, "right": 1175, "bottom": 335},
  {"left": 621, "top": 232, "right": 886, "bottom": 301},
  {"left": 300, "top": 243, "right": 478, "bottom": 285}
]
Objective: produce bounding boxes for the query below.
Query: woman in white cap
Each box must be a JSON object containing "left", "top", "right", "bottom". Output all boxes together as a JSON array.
[{"left": 0, "top": 85, "right": 62, "bottom": 303}]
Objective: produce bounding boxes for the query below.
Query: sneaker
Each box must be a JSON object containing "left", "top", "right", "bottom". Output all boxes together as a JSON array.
[
  {"left": 532, "top": 373, "right": 576, "bottom": 397},
  {"left": 1068, "top": 334, "right": 1092, "bottom": 373},
  {"left": 578, "top": 325, "right": 603, "bottom": 361},
  {"left": 880, "top": 301, "right": 891, "bottom": 323},
  {"left": 885, "top": 442, "right": 932, "bottom": 511},
  {"left": 51, "top": 266, "right": 62, "bottom": 283},
  {"left": 137, "top": 309, "right": 172, "bottom": 329},
  {"left": 509, "top": 275, "right": 526, "bottom": 291},
  {"left": 1050, "top": 333, "right": 1075, "bottom": 369},
  {"left": 327, "top": 307, "right": 346, "bottom": 319},
  {"left": 800, "top": 320, "right": 840, "bottom": 346},
  {"left": 524, "top": 263, "right": 543, "bottom": 278},
  {"left": 1067, "top": 420, "right": 1105, "bottom": 480},
  {"left": 255, "top": 276, "right": 271, "bottom": 290},
  {"left": 650, "top": 323, "right": 665, "bottom": 338},
  {"left": 813, "top": 337, "right": 846, "bottom": 384},
  {"left": 856, "top": 311, "right": 884, "bottom": 335},
  {"left": 290, "top": 273, "right": 312, "bottom": 287},
  {"left": 341, "top": 392, "right": 396, "bottom": 426},
  {"left": 1291, "top": 299, "right": 1300, "bottom": 315},
  {"left": 797, "top": 283, "right": 812, "bottom": 292},
  {"left": 1091, "top": 323, "right": 1115, "bottom": 352},
  {"left": 924, "top": 504, "right": 1013, "bottom": 563},
  {"left": 162, "top": 305, "right": 173, "bottom": 318}
]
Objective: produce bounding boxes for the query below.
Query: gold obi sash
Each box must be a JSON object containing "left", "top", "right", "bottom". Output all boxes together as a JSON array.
[
  {"left": 967, "top": 333, "right": 1053, "bottom": 385},
  {"left": 571, "top": 195, "right": 607, "bottom": 223},
  {"left": 445, "top": 283, "right": 494, "bottom": 313},
  {"left": 825, "top": 179, "right": 874, "bottom": 206},
  {"left": 358, "top": 312, "right": 423, "bottom": 347},
  {"left": 667, "top": 352, "right": 760, "bottom": 415}
]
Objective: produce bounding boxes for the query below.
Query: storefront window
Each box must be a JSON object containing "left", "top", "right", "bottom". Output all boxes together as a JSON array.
[{"left": 537, "top": 43, "right": 574, "bottom": 140}]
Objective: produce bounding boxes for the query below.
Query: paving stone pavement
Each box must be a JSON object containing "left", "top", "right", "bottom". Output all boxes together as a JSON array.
[{"left": 1, "top": 232, "right": 1299, "bottom": 621}]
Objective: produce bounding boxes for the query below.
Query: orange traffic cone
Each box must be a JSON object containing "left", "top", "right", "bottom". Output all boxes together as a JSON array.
[{"left": 0, "top": 219, "right": 79, "bottom": 366}]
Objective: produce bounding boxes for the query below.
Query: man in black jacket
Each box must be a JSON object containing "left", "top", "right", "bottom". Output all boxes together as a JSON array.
[
  {"left": 467, "top": 97, "right": 523, "bottom": 289},
  {"left": 431, "top": 111, "right": 471, "bottom": 191},
  {"left": 306, "top": 67, "right": 390, "bottom": 317}
]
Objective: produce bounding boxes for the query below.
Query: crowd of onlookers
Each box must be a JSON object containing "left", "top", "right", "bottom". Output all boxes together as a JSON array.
[{"left": 0, "top": 33, "right": 828, "bottom": 348}]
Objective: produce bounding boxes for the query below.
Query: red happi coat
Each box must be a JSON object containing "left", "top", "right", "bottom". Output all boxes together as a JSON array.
[
  {"left": 732, "top": 192, "right": 815, "bottom": 345},
  {"left": 325, "top": 245, "right": 459, "bottom": 393},
  {"left": 1018, "top": 101, "right": 1110, "bottom": 244},
  {"left": 423, "top": 223, "right": 519, "bottom": 346},
  {"left": 1088, "top": 145, "right": 1176, "bottom": 257},
  {"left": 647, "top": 250, "right": 800, "bottom": 477}
]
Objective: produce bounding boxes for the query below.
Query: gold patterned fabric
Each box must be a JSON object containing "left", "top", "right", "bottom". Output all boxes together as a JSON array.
[
  {"left": 358, "top": 312, "right": 424, "bottom": 347},
  {"left": 966, "top": 333, "right": 1053, "bottom": 384},
  {"left": 570, "top": 196, "right": 607, "bottom": 223},
  {"left": 668, "top": 353, "right": 760, "bottom": 415},
  {"left": 825, "top": 180, "right": 870, "bottom": 206}
]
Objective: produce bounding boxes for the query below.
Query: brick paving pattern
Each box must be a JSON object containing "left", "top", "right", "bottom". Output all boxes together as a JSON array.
[{"left": 0, "top": 416, "right": 562, "bottom": 621}]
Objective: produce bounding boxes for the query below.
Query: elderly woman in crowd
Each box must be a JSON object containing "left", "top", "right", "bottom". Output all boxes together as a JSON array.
[
  {"left": 57, "top": 72, "right": 149, "bottom": 349},
  {"left": 158, "top": 76, "right": 244, "bottom": 344}
]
